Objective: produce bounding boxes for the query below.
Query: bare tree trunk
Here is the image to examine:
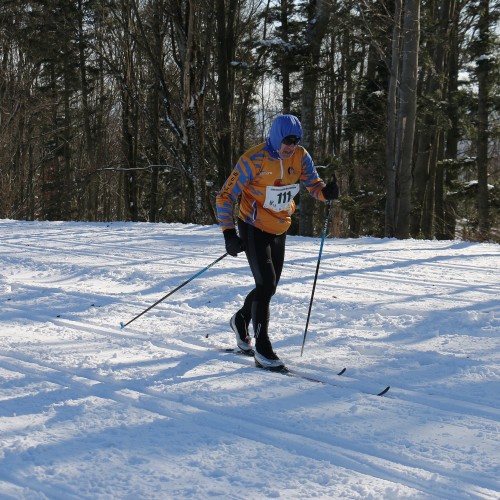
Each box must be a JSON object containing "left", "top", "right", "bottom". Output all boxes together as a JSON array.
[
  {"left": 77, "top": 0, "right": 98, "bottom": 221},
  {"left": 280, "top": 0, "right": 292, "bottom": 113},
  {"left": 476, "top": 0, "right": 491, "bottom": 240},
  {"left": 345, "top": 32, "right": 358, "bottom": 237},
  {"left": 147, "top": 85, "right": 160, "bottom": 223},
  {"left": 147, "top": 0, "right": 162, "bottom": 223},
  {"left": 62, "top": 56, "right": 73, "bottom": 220},
  {"left": 299, "top": 0, "right": 330, "bottom": 236},
  {"left": 394, "top": 0, "right": 420, "bottom": 239},
  {"left": 420, "top": 130, "right": 442, "bottom": 238},
  {"left": 215, "top": 0, "right": 237, "bottom": 184},
  {"left": 441, "top": 0, "right": 460, "bottom": 239},
  {"left": 180, "top": 0, "right": 208, "bottom": 223},
  {"left": 121, "top": 1, "right": 138, "bottom": 222},
  {"left": 385, "top": 0, "right": 402, "bottom": 237},
  {"left": 427, "top": 132, "right": 445, "bottom": 239},
  {"left": 411, "top": 0, "right": 452, "bottom": 238}
]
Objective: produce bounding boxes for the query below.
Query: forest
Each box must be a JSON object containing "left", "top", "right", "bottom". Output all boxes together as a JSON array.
[{"left": 0, "top": 0, "right": 498, "bottom": 241}]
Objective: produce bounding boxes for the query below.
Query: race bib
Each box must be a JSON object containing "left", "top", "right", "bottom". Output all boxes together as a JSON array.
[{"left": 263, "top": 184, "right": 300, "bottom": 212}]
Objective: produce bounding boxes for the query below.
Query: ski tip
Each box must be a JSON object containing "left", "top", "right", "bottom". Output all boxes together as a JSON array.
[
  {"left": 377, "top": 386, "right": 390, "bottom": 396},
  {"left": 337, "top": 367, "right": 347, "bottom": 376}
]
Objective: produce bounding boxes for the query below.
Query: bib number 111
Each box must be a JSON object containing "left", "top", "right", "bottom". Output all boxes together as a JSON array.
[{"left": 263, "top": 184, "right": 300, "bottom": 212}]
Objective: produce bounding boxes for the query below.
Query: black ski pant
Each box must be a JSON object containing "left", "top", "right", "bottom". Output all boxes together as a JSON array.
[{"left": 237, "top": 219, "right": 286, "bottom": 348}]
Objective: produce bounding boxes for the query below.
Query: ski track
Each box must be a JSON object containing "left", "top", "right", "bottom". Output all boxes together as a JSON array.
[
  {"left": 1, "top": 317, "right": 499, "bottom": 499},
  {"left": 1, "top": 220, "right": 499, "bottom": 499},
  {"left": 60, "top": 316, "right": 500, "bottom": 420},
  {"left": 6, "top": 313, "right": 499, "bottom": 420},
  {"left": 0, "top": 347, "right": 496, "bottom": 500}
]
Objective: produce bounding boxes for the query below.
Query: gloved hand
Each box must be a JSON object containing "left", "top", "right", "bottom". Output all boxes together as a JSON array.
[
  {"left": 322, "top": 178, "right": 339, "bottom": 200},
  {"left": 223, "top": 228, "right": 245, "bottom": 257}
]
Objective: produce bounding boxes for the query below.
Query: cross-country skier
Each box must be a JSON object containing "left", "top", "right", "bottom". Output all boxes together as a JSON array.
[{"left": 216, "top": 114, "right": 339, "bottom": 369}]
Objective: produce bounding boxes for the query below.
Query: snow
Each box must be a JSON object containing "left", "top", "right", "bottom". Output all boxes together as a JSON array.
[
  {"left": 0, "top": 219, "right": 499, "bottom": 500},
  {"left": 476, "top": 54, "right": 496, "bottom": 63}
]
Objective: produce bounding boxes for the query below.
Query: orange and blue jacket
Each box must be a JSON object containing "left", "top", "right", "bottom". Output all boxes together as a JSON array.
[{"left": 216, "top": 119, "right": 326, "bottom": 235}]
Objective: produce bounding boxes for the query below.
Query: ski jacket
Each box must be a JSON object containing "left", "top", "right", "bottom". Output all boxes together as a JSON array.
[{"left": 216, "top": 115, "right": 326, "bottom": 235}]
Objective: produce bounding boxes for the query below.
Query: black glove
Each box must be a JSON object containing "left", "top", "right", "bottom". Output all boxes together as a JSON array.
[
  {"left": 223, "top": 228, "right": 245, "bottom": 257},
  {"left": 322, "top": 178, "right": 339, "bottom": 200}
]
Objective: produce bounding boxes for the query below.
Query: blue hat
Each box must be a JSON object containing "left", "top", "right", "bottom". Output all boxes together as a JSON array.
[{"left": 268, "top": 115, "right": 302, "bottom": 151}]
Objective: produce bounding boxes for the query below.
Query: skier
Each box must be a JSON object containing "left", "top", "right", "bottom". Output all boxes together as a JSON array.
[{"left": 216, "top": 114, "right": 339, "bottom": 369}]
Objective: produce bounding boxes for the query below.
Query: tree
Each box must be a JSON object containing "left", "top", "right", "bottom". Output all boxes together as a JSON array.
[
  {"left": 214, "top": 0, "right": 237, "bottom": 184},
  {"left": 0, "top": 0, "right": 497, "bottom": 240},
  {"left": 385, "top": 0, "right": 421, "bottom": 238},
  {"left": 410, "top": 0, "right": 456, "bottom": 239},
  {"left": 435, "top": 0, "right": 461, "bottom": 240},
  {"left": 298, "top": 0, "right": 331, "bottom": 237},
  {"left": 385, "top": 0, "right": 403, "bottom": 238},
  {"left": 474, "top": 0, "right": 494, "bottom": 240}
]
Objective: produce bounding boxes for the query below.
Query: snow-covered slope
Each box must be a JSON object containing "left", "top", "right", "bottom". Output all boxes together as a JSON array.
[{"left": 1, "top": 220, "right": 498, "bottom": 499}]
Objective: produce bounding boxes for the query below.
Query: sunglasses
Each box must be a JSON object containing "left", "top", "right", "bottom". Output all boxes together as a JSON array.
[{"left": 282, "top": 136, "right": 300, "bottom": 146}]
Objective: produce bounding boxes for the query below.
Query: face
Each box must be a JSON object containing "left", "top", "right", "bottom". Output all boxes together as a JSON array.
[{"left": 278, "top": 136, "right": 300, "bottom": 159}]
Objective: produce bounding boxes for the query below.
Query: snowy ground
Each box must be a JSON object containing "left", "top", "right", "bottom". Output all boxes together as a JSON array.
[{"left": 0, "top": 219, "right": 499, "bottom": 499}]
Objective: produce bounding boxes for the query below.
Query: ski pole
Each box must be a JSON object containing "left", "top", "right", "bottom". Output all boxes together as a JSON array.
[
  {"left": 120, "top": 252, "right": 228, "bottom": 329},
  {"left": 300, "top": 201, "right": 332, "bottom": 356}
]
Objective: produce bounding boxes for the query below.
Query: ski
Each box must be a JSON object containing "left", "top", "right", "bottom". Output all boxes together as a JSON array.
[
  {"left": 217, "top": 348, "right": 390, "bottom": 396},
  {"left": 263, "top": 365, "right": 389, "bottom": 396}
]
